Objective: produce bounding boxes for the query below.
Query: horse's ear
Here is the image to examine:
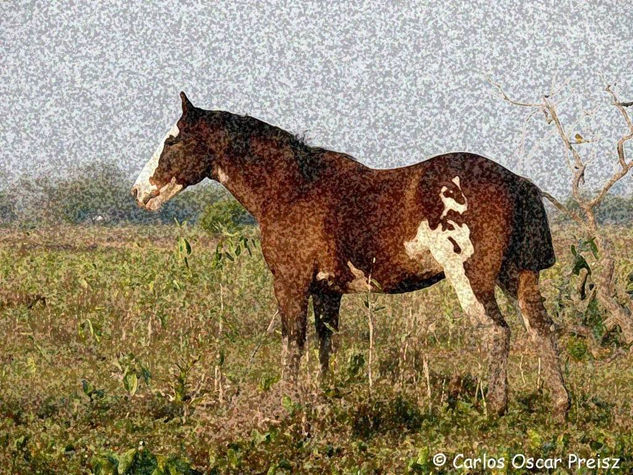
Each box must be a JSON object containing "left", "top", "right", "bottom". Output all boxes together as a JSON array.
[{"left": 180, "top": 91, "right": 194, "bottom": 114}]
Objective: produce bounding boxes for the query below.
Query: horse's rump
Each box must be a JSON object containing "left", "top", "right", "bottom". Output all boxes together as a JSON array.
[{"left": 504, "top": 177, "right": 556, "bottom": 273}]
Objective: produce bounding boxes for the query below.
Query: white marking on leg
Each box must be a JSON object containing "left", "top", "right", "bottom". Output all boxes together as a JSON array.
[
  {"left": 509, "top": 295, "right": 531, "bottom": 331},
  {"left": 133, "top": 123, "right": 179, "bottom": 203},
  {"left": 404, "top": 234, "right": 442, "bottom": 270},
  {"left": 404, "top": 175, "right": 486, "bottom": 319}
]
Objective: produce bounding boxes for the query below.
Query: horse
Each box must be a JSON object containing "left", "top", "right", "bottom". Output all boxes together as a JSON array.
[{"left": 132, "top": 92, "right": 570, "bottom": 419}]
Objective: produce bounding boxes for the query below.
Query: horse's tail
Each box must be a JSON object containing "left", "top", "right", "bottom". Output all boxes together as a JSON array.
[{"left": 504, "top": 178, "right": 556, "bottom": 272}]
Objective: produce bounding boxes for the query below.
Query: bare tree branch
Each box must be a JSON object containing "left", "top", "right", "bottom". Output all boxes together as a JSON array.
[
  {"left": 513, "top": 109, "right": 538, "bottom": 170},
  {"left": 606, "top": 85, "right": 633, "bottom": 164},
  {"left": 541, "top": 97, "right": 590, "bottom": 217},
  {"left": 491, "top": 80, "right": 633, "bottom": 225},
  {"left": 490, "top": 79, "right": 592, "bottom": 186},
  {"left": 588, "top": 85, "right": 633, "bottom": 208},
  {"left": 487, "top": 77, "right": 543, "bottom": 108},
  {"left": 522, "top": 111, "right": 596, "bottom": 175},
  {"left": 589, "top": 163, "right": 633, "bottom": 209},
  {"left": 541, "top": 192, "right": 584, "bottom": 226}
]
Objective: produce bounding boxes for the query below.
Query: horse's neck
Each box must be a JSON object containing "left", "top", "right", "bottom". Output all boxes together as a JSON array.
[{"left": 213, "top": 153, "right": 299, "bottom": 220}]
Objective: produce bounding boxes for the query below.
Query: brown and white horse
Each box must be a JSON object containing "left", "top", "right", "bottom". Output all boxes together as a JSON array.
[{"left": 132, "top": 93, "right": 569, "bottom": 418}]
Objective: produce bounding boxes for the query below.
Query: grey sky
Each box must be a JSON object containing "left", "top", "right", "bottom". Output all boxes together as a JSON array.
[{"left": 1, "top": 0, "right": 632, "bottom": 197}]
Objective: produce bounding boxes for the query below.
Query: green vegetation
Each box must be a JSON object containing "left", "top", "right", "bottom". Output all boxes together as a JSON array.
[
  {"left": 198, "top": 199, "right": 254, "bottom": 234},
  {"left": 551, "top": 194, "right": 633, "bottom": 225},
  {"left": 2, "top": 163, "right": 236, "bottom": 227},
  {"left": 1, "top": 223, "right": 632, "bottom": 473}
]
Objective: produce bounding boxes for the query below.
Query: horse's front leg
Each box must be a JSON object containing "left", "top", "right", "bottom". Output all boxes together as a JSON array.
[
  {"left": 273, "top": 277, "right": 310, "bottom": 382},
  {"left": 312, "top": 291, "right": 342, "bottom": 378}
]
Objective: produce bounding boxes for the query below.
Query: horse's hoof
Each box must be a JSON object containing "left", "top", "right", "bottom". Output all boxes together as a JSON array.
[{"left": 486, "top": 396, "right": 508, "bottom": 417}]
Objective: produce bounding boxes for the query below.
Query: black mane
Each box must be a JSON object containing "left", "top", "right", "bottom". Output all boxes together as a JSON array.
[{"left": 207, "top": 111, "right": 334, "bottom": 181}]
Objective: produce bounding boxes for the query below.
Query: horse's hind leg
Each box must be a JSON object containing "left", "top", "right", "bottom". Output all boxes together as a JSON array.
[
  {"left": 312, "top": 291, "right": 341, "bottom": 378},
  {"left": 517, "top": 270, "right": 569, "bottom": 419},
  {"left": 444, "top": 265, "right": 511, "bottom": 415},
  {"left": 469, "top": 289, "right": 511, "bottom": 415},
  {"left": 500, "top": 267, "right": 570, "bottom": 420}
]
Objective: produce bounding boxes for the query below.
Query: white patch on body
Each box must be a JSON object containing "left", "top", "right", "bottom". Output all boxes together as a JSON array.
[
  {"left": 404, "top": 175, "right": 486, "bottom": 320},
  {"left": 346, "top": 261, "right": 377, "bottom": 293},
  {"left": 133, "top": 123, "right": 179, "bottom": 204},
  {"left": 216, "top": 166, "right": 229, "bottom": 184},
  {"left": 316, "top": 270, "right": 334, "bottom": 281},
  {"left": 440, "top": 176, "right": 468, "bottom": 218}
]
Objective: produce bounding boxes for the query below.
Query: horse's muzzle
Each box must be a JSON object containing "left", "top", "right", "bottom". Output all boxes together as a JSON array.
[{"left": 131, "top": 185, "right": 158, "bottom": 207}]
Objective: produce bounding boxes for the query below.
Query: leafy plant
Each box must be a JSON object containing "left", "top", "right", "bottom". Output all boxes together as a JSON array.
[
  {"left": 82, "top": 380, "right": 106, "bottom": 402},
  {"left": 176, "top": 236, "right": 192, "bottom": 268},
  {"left": 570, "top": 237, "right": 598, "bottom": 276},
  {"left": 113, "top": 353, "right": 151, "bottom": 397},
  {"left": 92, "top": 447, "right": 197, "bottom": 475},
  {"left": 211, "top": 233, "right": 257, "bottom": 270}
]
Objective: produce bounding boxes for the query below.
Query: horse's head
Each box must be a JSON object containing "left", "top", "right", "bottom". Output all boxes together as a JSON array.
[{"left": 132, "top": 92, "right": 214, "bottom": 211}]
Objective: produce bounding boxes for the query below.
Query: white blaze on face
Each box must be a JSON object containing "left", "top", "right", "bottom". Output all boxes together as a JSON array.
[
  {"left": 133, "top": 123, "right": 180, "bottom": 209},
  {"left": 405, "top": 175, "right": 486, "bottom": 319}
]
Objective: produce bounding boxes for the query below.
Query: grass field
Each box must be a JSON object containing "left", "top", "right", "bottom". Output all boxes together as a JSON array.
[{"left": 1, "top": 224, "right": 632, "bottom": 473}]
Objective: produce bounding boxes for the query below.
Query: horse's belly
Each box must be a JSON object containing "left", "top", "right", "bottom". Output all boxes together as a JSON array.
[
  {"left": 375, "top": 255, "right": 445, "bottom": 294},
  {"left": 382, "top": 272, "right": 446, "bottom": 294},
  {"left": 314, "top": 248, "right": 444, "bottom": 295}
]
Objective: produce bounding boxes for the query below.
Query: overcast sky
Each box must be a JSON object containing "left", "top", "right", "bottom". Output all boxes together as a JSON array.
[{"left": 1, "top": 0, "right": 632, "bottom": 197}]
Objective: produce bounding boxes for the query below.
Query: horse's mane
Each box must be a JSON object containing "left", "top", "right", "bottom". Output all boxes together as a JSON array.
[{"left": 207, "top": 111, "right": 353, "bottom": 181}]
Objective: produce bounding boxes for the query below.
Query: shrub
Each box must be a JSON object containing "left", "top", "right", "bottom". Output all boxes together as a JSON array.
[
  {"left": 0, "top": 190, "right": 17, "bottom": 225},
  {"left": 199, "top": 197, "right": 254, "bottom": 234}
]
